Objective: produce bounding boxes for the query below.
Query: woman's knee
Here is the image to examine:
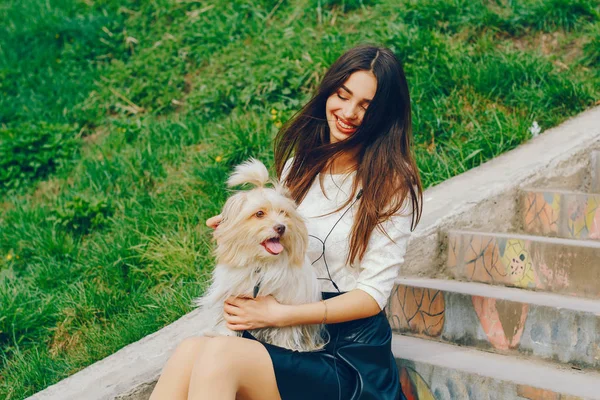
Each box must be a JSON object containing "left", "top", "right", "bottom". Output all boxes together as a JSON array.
[
  {"left": 191, "top": 337, "right": 241, "bottom": 377},
  {"left": 169, "top": 336, "right": 210, "bottom": 362},
  {"left": 178, "top": 336, "right": 210, "bottom": 351}
]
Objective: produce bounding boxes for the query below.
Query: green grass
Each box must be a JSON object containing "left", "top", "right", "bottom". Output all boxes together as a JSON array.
[{"left": 0, "top": 0, "right": 599, "bottom": 398}]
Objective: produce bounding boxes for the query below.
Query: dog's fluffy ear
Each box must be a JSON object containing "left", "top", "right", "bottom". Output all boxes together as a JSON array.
[
  {"left": 220, "top": 192, "right": 246, "bottom": 223},
  {"left": 227, "top": 158, "right": 269, "bottom": 188}
]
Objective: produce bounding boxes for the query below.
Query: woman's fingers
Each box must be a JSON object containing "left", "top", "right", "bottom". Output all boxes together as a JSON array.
[
  {"left": 226, "top": 323, "right": 250, "bottom": 331},
  {"left": 223, "top": 311, "right": 250, "bottom": 330},
  {"left": 206, "top": 214, "right": 223, "bottom": 229},
  {"left": 225, "top": 296, "right": 238, "bottom": 306},
  {"left": 223, "top": 302, "right": 240, "bottom": 315},
  {"left": 223, "top": 297, "right": 254, "bottom": 330},
  {"left": 225, "top": 296, "right": 250, "bottom": 306},
  {"left": 223, "top": 314, "right": 246, "bottom": 325}
]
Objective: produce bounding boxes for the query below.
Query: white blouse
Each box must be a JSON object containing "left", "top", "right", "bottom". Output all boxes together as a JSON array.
[{"left": 283, "top": 162, "right": 414, "bottom": 310}]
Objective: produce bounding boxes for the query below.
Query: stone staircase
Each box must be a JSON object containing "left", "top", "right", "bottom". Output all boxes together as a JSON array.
[{"left": 386, "top": 151, "right": 600, "bottom": 399}]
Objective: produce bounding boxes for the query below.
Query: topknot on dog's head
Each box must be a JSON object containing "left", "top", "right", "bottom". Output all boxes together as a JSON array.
[{"left": 227, "top": 158, "right": 270, "bottom": 188}]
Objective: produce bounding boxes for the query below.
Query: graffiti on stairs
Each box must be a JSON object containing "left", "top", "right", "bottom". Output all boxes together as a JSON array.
[
  {"left": 523, "top": 190, "right": 600, "bottom": 240},
  {"left": 386, "top": 285, "right": 445, "bottom": 337}
]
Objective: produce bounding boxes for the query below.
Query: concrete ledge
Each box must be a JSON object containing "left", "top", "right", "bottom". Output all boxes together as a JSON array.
[
  {"left": 393, "top": 335, "right": 600, "bottom": 399},
  {"left": 591, "top": 151, "right": 600, "bottom": 192},
  {"left": 27, "top": 310, "right": 203, "bottom": 400},
  {"left": 403, "top": 106, "right": 600, "bottom": 278}
]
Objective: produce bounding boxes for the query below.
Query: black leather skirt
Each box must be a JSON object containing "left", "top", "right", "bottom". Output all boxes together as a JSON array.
[{"left": 242, "top": 292, "right": 405, "bottom": 400}]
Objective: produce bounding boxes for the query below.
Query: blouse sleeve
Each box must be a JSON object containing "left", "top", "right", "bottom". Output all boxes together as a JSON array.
[{"left": 355, "top": 209, "right": 413, "bottom": 310}]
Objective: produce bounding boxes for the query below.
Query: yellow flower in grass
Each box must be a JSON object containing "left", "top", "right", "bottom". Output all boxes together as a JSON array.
[
  {"left": 274, "top": 121, "right": 282, "bottom": 128},
  {"left": 270, "top": 108, "right": 278, "bottom": 115},
  {"left": 6, "top": 254, "right": 12, "bottom": 261},
  {"left": 215, "top": 155, "right": 223, "bottom": 163}
]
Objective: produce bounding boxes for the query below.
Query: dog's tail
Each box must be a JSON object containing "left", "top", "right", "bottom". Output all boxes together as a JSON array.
[{"left": 227, "top": 158, "right": 270, "bottom": 188}]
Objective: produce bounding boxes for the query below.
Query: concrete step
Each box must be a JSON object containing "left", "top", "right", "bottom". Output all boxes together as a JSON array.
[
  {"left": 393, "top": 334, "right": 600, "bottom": 400},
  {"left": 386, "top": 278, "right": 600, "bottom": 371},
  {"left": 591, "top": 151, "right": 600, "bottom": 193},
  {"left": 446, "top": 229, "right": 600, "bottom": 299},
  {"left": 521, "top": 189, "right": 600, "bottom": 241}
]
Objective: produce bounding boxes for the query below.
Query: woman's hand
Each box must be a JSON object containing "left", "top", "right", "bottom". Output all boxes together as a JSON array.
[
  {"left": 206, "top": 214, "right": 223, "bottom": 229},
  {"left": 223, "top": 295, "right": 287, "bottom": 331}
]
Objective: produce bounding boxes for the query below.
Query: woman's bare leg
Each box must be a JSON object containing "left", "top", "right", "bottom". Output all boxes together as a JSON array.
[
  {"left": 149, "top": 336, "right": 212, "bottom": 400},
  {"left": 187, "top": 336, "right": 281, "bottom": 400}
]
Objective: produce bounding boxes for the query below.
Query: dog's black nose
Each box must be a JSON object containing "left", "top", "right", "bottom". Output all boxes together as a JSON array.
[{"left": 274, "top": 224, "right": 286, "bottom": 235}]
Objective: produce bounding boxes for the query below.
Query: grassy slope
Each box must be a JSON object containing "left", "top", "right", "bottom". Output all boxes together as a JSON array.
[{"left": 0, "top": 0, "right": 598, "bottom": 398}]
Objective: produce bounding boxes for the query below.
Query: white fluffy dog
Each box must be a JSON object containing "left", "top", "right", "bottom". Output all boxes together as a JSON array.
[{"left": 194, "top": 159, "right": 325, "bottom": 352}]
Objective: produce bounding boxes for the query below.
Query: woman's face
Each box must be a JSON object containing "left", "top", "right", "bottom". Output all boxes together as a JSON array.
[{"left": 325, "top": 70, "right": 377, "bottom": 144}]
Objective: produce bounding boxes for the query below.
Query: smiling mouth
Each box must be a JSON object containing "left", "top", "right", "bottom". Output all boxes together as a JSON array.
[
  {"left": 335, "top": 115, "right": 358, "bottom": 133},
  {"left": 260, "top": 237, "right": 284, "bottom": 255}
]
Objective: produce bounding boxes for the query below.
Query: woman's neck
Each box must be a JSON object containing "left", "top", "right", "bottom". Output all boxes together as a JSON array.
[{"left": 324, "top": 150, "right": 359, "bottom": 175}]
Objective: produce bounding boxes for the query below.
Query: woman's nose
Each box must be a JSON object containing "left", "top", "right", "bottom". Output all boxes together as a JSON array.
[{"left": 342, "top": 105, "right": 358, "bottom": 120}]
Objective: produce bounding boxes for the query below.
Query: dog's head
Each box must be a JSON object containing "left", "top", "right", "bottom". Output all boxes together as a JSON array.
[{"left": 214, "top": 159, "right": 308, "bottom": 268}]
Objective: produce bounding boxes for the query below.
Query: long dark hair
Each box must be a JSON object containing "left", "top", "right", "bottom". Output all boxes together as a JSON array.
[{"left": 274, "top": 44, "right": 423, "bottom": 264}]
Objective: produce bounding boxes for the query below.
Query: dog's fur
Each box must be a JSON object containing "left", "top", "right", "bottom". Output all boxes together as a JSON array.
[{"left": 194, "top": 159, "right": 325, "bottom": 352}]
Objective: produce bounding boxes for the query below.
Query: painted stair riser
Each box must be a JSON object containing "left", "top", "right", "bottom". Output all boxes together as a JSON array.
[
  {"left": 523, "top": 191, "right": 600, "bottom": 241},
  {"left": 386, "top": 285, "right": 600, "bottom": 371},
  {"left": 447, "top": 232, "right": 600, "bottom": 299},
  {"left": 395, "top": 358, "right": 587, "bottom": 400}
]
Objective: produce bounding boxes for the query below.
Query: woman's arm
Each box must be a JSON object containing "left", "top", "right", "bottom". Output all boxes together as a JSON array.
[
  {"left": 223, "top": 289, "right": 380, "bottom": 331},
  {"left": 281, "top": 289, "right": 381, "bottom": 326}
]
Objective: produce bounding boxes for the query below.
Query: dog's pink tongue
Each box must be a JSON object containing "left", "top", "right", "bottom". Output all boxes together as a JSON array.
[{"left": 264, "top": 238, "right": 284, "bottom": 255}]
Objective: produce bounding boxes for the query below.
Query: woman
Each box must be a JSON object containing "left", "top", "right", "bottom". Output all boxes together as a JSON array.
[{"left": 150, "top": 44, "right": 422, "bottom": 400}]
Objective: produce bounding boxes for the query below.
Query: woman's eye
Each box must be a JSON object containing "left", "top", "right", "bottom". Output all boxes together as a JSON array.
[
  {"left": 337, "top": 93, "right": 348, "bottom": 100},
  {"left": 255, "top": 210, "right": 265, "bottom": 218}
]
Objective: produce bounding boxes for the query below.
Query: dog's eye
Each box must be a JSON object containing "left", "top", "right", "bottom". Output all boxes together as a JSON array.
[{"left": 255, "top": 210, "right": 265, "bottom": 218}]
